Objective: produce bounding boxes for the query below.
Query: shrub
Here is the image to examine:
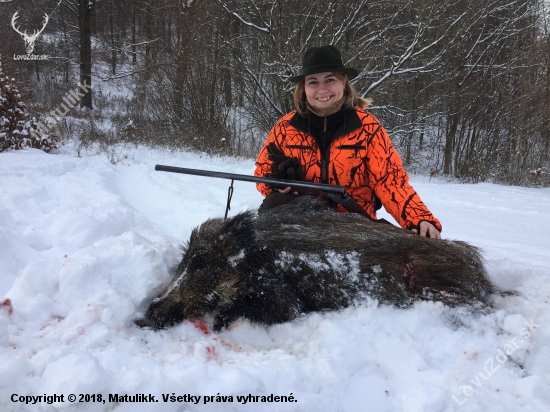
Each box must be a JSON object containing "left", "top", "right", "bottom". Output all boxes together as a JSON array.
[{"left": 0, "top": 59, "right": 58, "bottom": 153}]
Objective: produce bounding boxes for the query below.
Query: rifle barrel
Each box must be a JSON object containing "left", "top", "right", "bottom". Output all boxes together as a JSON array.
[{"left": 154, "top": 164, "right": 346, "bottom": 195}]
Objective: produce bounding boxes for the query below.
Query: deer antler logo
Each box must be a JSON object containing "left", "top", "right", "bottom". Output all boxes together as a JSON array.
[{"left": 11, "top": 12, "right": 49, "bottom": 55}]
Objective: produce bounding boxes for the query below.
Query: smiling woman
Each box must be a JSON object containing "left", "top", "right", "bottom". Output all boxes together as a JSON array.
[
  {"left": 254, "top": 45, "right": 442, "bottom": 239},
  {"left": 304, "top": 72, "right": 345, "bottom": 110}
]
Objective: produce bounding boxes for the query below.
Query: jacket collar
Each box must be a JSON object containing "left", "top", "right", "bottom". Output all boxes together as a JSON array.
[{"left": 289, "top": 107, "right": 363, "bottom": 141}]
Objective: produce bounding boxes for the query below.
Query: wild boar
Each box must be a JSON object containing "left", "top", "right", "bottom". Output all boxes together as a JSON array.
[{"left": 136, "top": 196, "right": 494, "bottom": 331}]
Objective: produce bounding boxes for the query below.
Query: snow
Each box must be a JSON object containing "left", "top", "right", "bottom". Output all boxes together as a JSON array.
[{"left": 1, "top": 146, "right": 549, "bottom": 412}]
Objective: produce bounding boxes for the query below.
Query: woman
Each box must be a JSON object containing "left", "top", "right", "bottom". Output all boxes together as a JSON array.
[{"left": 254, "top": 45, "right": 441, "bottom": 239}]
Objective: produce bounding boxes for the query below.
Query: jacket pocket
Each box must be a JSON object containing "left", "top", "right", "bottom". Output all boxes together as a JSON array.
[
  {"left": 286, "top": 145, "right": 314, "bottom": 150},
  {"left": 335, "top": 145, "right": 365, "bottom": 150}
]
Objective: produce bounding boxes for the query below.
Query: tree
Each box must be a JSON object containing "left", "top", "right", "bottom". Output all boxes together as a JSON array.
[
  {"left": 61, "top": 0, "right": 97, "bottom": 108},
  {"left": 3, "top": 0, "right": 547, "bottom": 184},
  {"left": 0, "top": 58, "right": 58, "bottom": 153}
]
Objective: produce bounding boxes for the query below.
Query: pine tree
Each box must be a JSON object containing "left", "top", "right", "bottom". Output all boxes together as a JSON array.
[{"left": 0, "top": 58, "right": 58, "bottom": 153}]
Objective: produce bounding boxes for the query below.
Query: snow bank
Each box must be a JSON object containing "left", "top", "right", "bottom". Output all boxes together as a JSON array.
[{"left": 1, "top": 147, "right": 549, "bottom": 411}]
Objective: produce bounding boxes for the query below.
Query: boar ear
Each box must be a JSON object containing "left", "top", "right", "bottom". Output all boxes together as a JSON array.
[{"left": 218, "top": 210, "right": 256, "bottom": 255}]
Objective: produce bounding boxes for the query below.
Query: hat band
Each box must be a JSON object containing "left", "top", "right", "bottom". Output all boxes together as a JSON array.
[{"left": 301, "top": 64, "right": 347, "bottom": 75}]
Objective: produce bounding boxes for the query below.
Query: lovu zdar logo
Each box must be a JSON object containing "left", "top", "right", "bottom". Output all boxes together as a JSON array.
[{"left": 11, "top": 11, "right": 49, "bottom": 54}]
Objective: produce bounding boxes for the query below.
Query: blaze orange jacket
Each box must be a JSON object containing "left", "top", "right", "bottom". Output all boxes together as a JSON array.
[{"left": 254, "top": 107, "right": 442, "bottom": 232}]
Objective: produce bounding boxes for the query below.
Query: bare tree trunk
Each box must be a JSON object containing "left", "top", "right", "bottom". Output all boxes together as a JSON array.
[
  {"left": 59, "top": 5, "right": 71, "bottom": 83},
  {"left": 144, "top": 1, "right": 153, "bottom": 58},
  {"left": 444, "top": 112, "right": 458, "bottom": 176},
  {"left": 76, "top": 0, "right": 94, "bottom": 108},
  {"left": 132, "top": 2, "right": 137, "bottom": 64},
  {"left": 419, "top": 115, "right": 425, "bottom": 151},
  {"left": 109, "top": 0, "right": 117, "bottom": 75},
  {"left": 405, "top": 77, "right": 419, "bottom": 165},
  {"left": 34, "top": 61, "right": 40, "bottom": 82}
]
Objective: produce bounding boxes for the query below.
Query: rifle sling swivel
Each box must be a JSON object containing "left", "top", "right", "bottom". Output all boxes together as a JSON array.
[{"left": 224, "top": 179, "right": 234, "bottom": 220}]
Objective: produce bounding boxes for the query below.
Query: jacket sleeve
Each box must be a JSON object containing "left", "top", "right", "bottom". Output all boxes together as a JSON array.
[
  {"left": 254, "top": 123, "right": 281, "bottom": 197},
  {"left": 366, "top": 124, "right": 442, "bottom": 232}
]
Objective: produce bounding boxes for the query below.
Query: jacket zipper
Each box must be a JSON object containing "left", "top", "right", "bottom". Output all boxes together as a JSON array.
[
  {"left": 321, "top": 145, "right": 331, "bottom": 183},
  {"left": 322, "top": 117, "right": 328, "bottom": 182}
]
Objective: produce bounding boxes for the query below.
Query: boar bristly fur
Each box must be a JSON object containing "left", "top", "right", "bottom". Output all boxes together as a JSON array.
[{"left": 136, "top": 196, "right": 494, "bottom": 331}]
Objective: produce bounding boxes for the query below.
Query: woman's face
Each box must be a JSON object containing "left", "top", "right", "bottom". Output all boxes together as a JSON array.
[{"left": 304, "top": 72, "right": 346, "bottom": 110}]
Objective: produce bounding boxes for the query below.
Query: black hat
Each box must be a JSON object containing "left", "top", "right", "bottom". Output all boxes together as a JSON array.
[{"left": 289, "top": 45, "right": 358, "bottom": 83}]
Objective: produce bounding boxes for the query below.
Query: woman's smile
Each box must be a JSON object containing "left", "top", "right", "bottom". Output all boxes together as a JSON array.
[
  {"left": 316, "top": 96, "right": 332, "bottom": 102},
  {"left": 304, "top": 72, "right": 346, "bottom": 109}
]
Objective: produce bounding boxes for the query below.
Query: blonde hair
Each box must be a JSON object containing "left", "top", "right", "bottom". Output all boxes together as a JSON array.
[{"left": 293, "top": 72, "right": 372, "bottom": 116}]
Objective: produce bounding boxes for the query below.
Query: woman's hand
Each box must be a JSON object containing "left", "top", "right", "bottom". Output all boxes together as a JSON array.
[
  {"left": 278, "top": 186, "right": 299, "bottom": 196},
  {"left": 411, "top": 221, "right": 441, "bottom": 239},
  {"left": 266, "top": 143, "right": 305, "bottom": 181}
]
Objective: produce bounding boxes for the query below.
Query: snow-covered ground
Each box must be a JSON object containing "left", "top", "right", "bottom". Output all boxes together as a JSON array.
[{"left": 1, "top": 146, "right": 549, "bottom": 412}]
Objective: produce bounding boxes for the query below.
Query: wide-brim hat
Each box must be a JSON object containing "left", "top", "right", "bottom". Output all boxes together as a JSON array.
[{"left": 289, "top": 45, "right": 358, "bottom": 83}]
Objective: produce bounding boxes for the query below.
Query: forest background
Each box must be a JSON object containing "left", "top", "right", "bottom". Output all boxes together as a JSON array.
[{"left": 0, "top": 0, "right": 549, "bottom": 187}]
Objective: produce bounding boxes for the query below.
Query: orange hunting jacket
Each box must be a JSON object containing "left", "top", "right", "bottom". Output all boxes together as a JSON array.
[{"left": 254, "top": 107, "right": 442, "bottom": 232}]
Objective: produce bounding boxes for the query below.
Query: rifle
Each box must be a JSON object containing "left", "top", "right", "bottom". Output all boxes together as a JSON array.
[{"left": 155, "top": 164, "right": 386, "bottom": 223}]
